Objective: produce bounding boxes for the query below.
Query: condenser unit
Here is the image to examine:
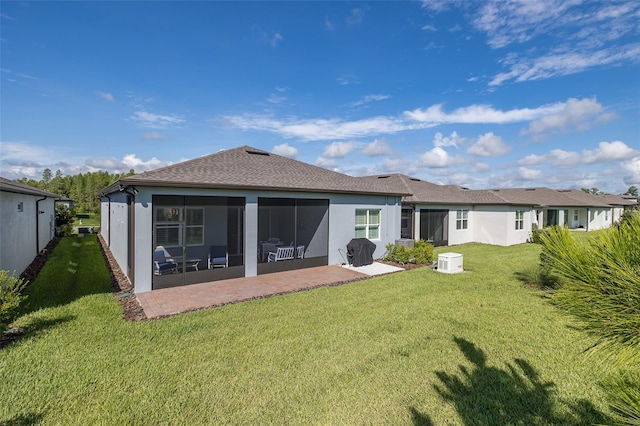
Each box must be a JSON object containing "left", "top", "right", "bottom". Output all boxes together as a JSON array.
[{"left": 437, "top": 252, "right": 463, "bottom": 274}]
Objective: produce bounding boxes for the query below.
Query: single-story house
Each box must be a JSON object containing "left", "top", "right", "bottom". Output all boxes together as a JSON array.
[
  {"left": 0, "top": 177, "right": 60, "bottom": 275},
  {"left": 359, "top": 174, "right": 637, "bottom": 247},
  {"left": 486, "top": 187, "right": 632, "bottom": 231},
  {"left": 359, "top": 174, "right": 537, "bottom": 247},
  {"left": 99, "top": 146, "right": 408, "bottom": 293}
]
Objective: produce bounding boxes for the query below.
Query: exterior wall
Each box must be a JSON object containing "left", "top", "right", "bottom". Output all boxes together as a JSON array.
[
  {"left": 329, "top": 194, "right": 401, "bottom": 264},
  {"left": 587, "top": 207, "right": 611, "bottom": 231},
  {"left": 0, "top": 191, "right": 56, "bottom": 275},
  {"left": 100, "top": 191, "right": 129, "bottom": 278},
  {"left": 413, "top": 204, "right": 534, "bottom": 247},
  {"left": 103, "top": 186, "right": 401, "bottom": 293}
]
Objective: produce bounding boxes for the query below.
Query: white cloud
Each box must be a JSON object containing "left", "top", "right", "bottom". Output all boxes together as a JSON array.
[
  {"left": 622, "top": 156, "right": 640, "bottom": 186},
  {"left": 270, "top": 32, "right": 283, "bottom": 48},
  {"left": 361, "top": 139, "right": 391, "bottom": 157},
  {"left": 351, "top": 94, "right": 390, "bottom": 107},
  {"left": 267, "top": 94, "right": 287, "bottom": 104},
  {"left": 220, "top": 113, "right": 409, "bottom": 141},
  {"left": 421, "top": 24, "right": 437, "bottom": 32},
  {"left": 219, "top": 99, "right": 614, "bottom": 143},
  {"left": 322, "top": 141, "right": 357, "bottom": 158},
  {"left": 86, "top": 154, "right": 169, "bottom": 173},
  {"left": 404, "top": 102, "right": 563, "bottom": 125},
  {"left": 518, "top": 167, "right": 542, "bottom": 180},
  {"left": 142, "top": 132, "right": 165, "bottom": 140},
  {"left": 517, "top": 154, "right": 546, "bottom": 167},
  {"left": 347, "top": 8, "right": 364, "bottom": 25},
  {"left": 0, "top": 141, "right": 51, "bottom": 165},
  {"left": 419, "top": 146, "right": 462, "bottom": 168},
  {"left": 315, "top": 156, "right": 339, "bottom": 168},
  {"left": 433, "top": 131, "right": 465, "bottom": 148},
  {"left": 467, "top": 132, "right": 510, "bottom": 157},
  {"left": 130, "top": 111, "right": 185, "bottom": 129},
  {"left": 97, "top": 91, "right": 115, "bottom": 102},
  {"left": 272, "top": 143, "right": 298, "bottom": 158},
  {"left": 490, "top": 44, "right": 640, "bottom": 86},
  {"left": 548, "top": 149, "right": 582, "bottom": 167},
  {"left": 516, "top": 141, "right": 637, "bottom": 170},
  {"left": 583, "top": 141, "right": 637, "bottom": 164},
  {"left": 522, "top": 97, "right": 615, "bottom": 136},
  {"left": 337, "top": 74, "right": 359, "bottom": 86}
]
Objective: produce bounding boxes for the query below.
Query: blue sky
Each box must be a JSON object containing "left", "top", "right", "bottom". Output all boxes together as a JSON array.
[{"left": 1, "top": 0, "right": 639, "bottom": 194}]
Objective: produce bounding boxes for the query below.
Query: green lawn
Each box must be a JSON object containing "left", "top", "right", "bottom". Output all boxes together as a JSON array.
[
  {"left": 72, "top": 213, "right": 100, "bottom": 228},
  {"left": 1, "top": 236, "right": 623, "bottom": 424}
]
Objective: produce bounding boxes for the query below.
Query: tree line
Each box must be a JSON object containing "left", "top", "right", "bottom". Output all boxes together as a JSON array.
[{"left": 16, "top": 168, "right": 135, "bottom": 213}]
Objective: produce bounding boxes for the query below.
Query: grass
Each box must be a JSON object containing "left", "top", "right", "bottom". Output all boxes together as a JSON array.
[
  {"left": 0, "top": 236, "right": 628, "bottom": 424},
  {"left": 72, "top": 213, "right": 100, "bottom": 228}
]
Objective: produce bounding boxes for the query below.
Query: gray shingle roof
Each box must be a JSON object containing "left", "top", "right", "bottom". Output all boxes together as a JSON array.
[
  {"left": 489, "top": 187, "right": 617, "bottom": 207},
  {"left": 107, "top": 146, "right": 409, "bottom": 196},
  {"left": 359, "top": 174, "right": 521, "bottom": 205},
  {"left": 0, "top": 177, "right": 61, "bottom": 198}
]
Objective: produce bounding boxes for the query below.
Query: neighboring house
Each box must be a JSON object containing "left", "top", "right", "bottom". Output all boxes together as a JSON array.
[
  {"left": 99, "top": 146, "right": 408, "bottom": 293},
  {"left": 0, "top": 177, "right": 60, "bottom": 275},
  {"left": 487, "top": 187, "right": 629, "bottom": 231},
  {"left": 359, "top": 174, "right": 536, "bottom": 247},
  {"left": 360, "top": 175, "right": 638, "bottom": 247},
  {"left": 56, "top": 197, "right": 74, "bottom": 210}
]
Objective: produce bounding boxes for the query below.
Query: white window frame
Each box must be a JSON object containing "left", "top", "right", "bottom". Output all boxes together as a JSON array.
[
  {"left": 515, "top": 210, "right": 524, "bottom": 230},
  {"left": 154, "top": 206, "right": 204, "bottom": 248},
  {"left": 355, "top": 209, "right": 381, "bottom": 240},
  {"left": 456, "top": 209, "right": 468, "bottom": 230}
]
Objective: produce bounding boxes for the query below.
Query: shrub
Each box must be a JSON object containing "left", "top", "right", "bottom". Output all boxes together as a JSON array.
[
  {"left": 384, "top": 240, "right": 433, "bottom": 265},
  {"left": 55, "top": 204, "right": 75, "bottom": 237},
  {"left": 413, "top": 239, "right": 434, "bottom": 264},
  {"left": 530, "top": 228, "right": 547, "bottom": 244},
  {"left": 0, "top": 270, "right": 29, "bottom": 332},
  {"left": 539, "top": 212, "right": 640, "bottom": 424}
]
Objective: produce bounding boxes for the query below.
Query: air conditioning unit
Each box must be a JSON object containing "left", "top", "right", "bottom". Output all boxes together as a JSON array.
[
  {"left": 395, "top": 238, "right": 415, "bottom": 248},
  {"left": 437, "top": 252, "right": 463, "bottom": 274}
]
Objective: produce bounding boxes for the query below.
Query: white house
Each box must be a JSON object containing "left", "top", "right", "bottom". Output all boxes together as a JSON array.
[{"left": 0, "top": 177, "right": 59, "bottom": 275}]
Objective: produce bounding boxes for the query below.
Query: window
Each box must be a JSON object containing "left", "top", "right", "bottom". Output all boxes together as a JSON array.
[
  {"left": 355, "top": 209, "right": 380, "bottom": 239},
  {"left": 515, "top": 210, "right": 524, "bottom": 230},
  {"left": 456, "top": 209, "right": 468, "bottom": 230},
  {"left": 605, "top": 210, "right": 608, "bottom": 221},
  {"left": 573, "top": 210, "right": 578, "bottom": 222},
  {"left": 154, "top": 206, "right": 204, "bottom": 247}
]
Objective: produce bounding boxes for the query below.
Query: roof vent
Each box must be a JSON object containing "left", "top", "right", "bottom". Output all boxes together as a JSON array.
[
  {"left": 525, "top": 188, "right": 536, "bottom": 191},
  {"left": 410, "top": 178, "right": 421, "bottom": 182},
  {"left": 246, "top": 150, "right": 270, "bottom": 156},
  {"left": 377, "top": 175, "right": 390, "bottom": 179}
]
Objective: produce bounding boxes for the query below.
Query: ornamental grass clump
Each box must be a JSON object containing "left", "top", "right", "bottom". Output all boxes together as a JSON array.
[{"left": 539, "top": 210, "right": 640, "bottom": 425}]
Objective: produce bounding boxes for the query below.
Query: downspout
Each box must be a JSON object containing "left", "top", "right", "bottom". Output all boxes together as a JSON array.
[
  {"left": 36, "top": 196, "right": 47, "bottom": 254},
  {"left": 586, "top": 208, "right": 590, "bottom": 232},
  {"left": 120, "top": 185, "right": 137, "bottom": 286},
  {"left": 103, "top": 193, "right": 112, "bottom": 246}
]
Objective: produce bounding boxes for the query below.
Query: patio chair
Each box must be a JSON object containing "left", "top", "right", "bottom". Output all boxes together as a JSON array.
[
  {"left": 296, "top": 245, "right": 305, "bottom": 259},
  {"left": 208, "top": 245, "right": 228, "bottom": 268},
  {"left": 268, "top": 246, "right": 295, "bottom": 262},
  {"left": 154, "top": 246, "right": 178, "bottom": 275}
]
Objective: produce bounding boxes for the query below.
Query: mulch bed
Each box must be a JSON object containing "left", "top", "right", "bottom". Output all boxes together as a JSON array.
[{"left": 97, "top": 235, "right": 147, "bottom": 321}]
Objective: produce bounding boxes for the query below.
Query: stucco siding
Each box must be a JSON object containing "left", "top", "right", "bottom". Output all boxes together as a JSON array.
[
  {"left": 105, "top": 186, "right": 401, "bottom": 293},
  {"left": 0, "top": 192, "right": 55, "bottom": 275}
]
